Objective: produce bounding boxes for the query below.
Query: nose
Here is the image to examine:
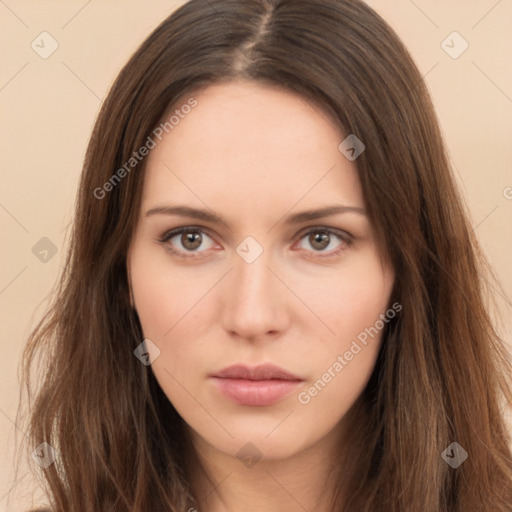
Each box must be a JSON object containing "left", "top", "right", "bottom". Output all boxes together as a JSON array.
[{"left": 221, "top": 247, "right": 289, "bottom": 342}]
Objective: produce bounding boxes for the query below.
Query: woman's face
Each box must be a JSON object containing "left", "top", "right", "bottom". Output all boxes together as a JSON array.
[{"left": 127, "top": 80, "right": 394, "bottom": 461}]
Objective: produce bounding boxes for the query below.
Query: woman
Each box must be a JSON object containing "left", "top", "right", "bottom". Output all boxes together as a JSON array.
[{"left": 18, "top": 0, "right": 512, "bottom": 510}]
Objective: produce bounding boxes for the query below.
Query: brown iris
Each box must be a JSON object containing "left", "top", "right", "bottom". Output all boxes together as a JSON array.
[
  {"left": 181, "top": 230, "right": 203, "bottom": 251},
  {"left": 309, "top": 231, "right": 330, "bottom": 251}
]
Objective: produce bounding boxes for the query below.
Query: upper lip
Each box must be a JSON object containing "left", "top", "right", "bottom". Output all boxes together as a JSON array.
[{"left": 211, "top": 363, "right": 302, "bottom": 381}]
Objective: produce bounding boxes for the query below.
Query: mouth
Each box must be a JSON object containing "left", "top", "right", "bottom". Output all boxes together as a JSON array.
[{"left": 210, "top": 363, "right": 304, "bottom": 406}]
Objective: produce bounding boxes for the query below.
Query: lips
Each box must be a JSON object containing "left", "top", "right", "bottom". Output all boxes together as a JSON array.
[
  {"left": 211, "top": 363, "right": 302, "bottom": 381},
  {"left": 210, "top": 363, "right": 303, "bottom": 406}
]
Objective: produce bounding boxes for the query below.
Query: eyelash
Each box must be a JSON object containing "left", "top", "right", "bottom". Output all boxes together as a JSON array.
[{"left": 157, "top": 225, "right": 353, "bottom": 260}]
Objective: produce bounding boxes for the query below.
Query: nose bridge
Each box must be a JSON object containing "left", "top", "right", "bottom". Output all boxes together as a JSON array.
[
  {"left": 222, "top": 240, "right": 286, "bottom": 339},
  {"left": 235, "top": 249, "right": 271, "bottom": 301}
]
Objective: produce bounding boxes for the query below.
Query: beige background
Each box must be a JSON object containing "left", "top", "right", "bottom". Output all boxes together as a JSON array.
[{"left": 1, "top": 1, "right": 511, "bottom": 510}]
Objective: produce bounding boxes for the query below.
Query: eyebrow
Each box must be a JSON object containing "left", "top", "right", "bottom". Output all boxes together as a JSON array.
[{"left": 145, "top": 204, "right": 366, "bottom": 225}]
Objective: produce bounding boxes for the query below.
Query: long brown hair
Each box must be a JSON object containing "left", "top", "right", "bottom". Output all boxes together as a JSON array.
[{"left": 16, "top": 0, "right": 512, "bottom": 510}]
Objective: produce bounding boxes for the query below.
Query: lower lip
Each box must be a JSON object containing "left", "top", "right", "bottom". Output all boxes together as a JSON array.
[{"left": 211, "top": 377, "right": 303, "bottom": 406}]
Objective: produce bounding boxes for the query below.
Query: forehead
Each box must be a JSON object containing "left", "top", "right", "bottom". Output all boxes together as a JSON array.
[
  {"left": 141, "top": 80, "right": 364, "bottom": 217},
  {"left": 158, "top": 80, "right": 344, "bottom": 162}
]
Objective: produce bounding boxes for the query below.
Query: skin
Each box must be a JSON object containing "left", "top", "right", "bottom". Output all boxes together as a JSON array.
[{"left": 127, "top": 80, "right": 395, "bottom": 512}]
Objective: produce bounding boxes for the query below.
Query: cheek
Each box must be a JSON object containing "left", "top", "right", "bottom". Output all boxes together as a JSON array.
[
  {"left": 295, "top": 264, "right": 391, "bottom": 419},
  {"left": 130, "top": 247, "right": 200, "bottom": 337},
  {"left": 304, "top": 253, "right": 393, "bottom": 350},
  {"left": 131, "top": 267, "right": 174, "bottom": 339},
  {"left": 293, "top": 253, "right": 392, "bottom": 412},
  {"left": 129, "top": 248, "right": 218, "bottom": 374}
]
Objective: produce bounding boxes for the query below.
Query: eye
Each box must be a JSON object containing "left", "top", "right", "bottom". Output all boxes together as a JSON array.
[
  {"left": 158, "top": 226, "right": 352, "bottom": 259},
  {"left": 159, "top": 227, "right": 217, "bottom": 258},
  {"left": 294, "top": 227, "right": 352, "bottom": 257}
]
